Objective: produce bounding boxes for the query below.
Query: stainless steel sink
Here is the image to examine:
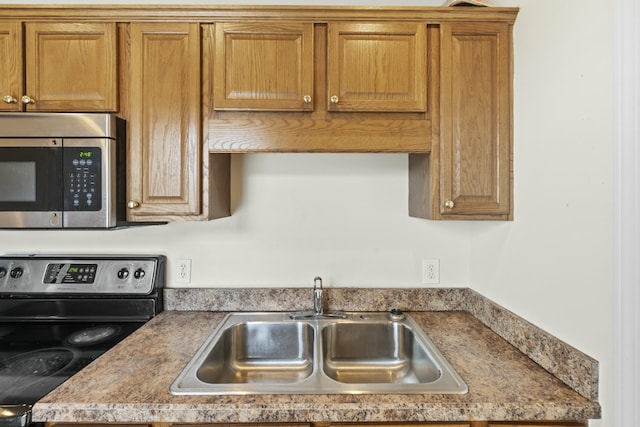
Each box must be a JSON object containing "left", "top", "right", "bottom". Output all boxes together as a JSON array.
[
  {"left": 170, "top": 312, "right": 467, "bottom": 395},
  {"left": 196, "top": 321, "right": 315, "bottom": 384},
  {"left": 322, "top": 322, "right": 441, "bottom": 384}
]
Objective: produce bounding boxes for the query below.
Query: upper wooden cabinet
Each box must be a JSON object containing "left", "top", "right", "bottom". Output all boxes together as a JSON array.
[
  {"left": 124, "top": 22, "right": 230, "bottom": 222},
  {"left": 210, "top": 21, "right": 433, "bottom": 153},
  {"left": 123, "top": 22, "right": 230, "bottom": 221},
  {"left": 410, "top": 21, "right": 514, "bottom": 220},
  {"left": 126, "top": 22, "right": 203, "bottom": 219},
  {"left": 0, "top": 21, "right": 117, "bottom": 112},
  {"left": 214, "top": 22, "right": 314, "bottom": 111},
  {"left": 327, "top": 22, "right": 427, "bottom": 112},
  {"left": 439, "top": 22, "right": 512, "bottom": 219},
  {"left": 0, "top": 6, "right": 517, "bottom": 221},
  {"left": 213, "top": 21, "right": 427, "bottom": 114}
]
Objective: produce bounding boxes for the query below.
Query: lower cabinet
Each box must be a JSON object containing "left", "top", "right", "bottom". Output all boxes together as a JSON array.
[
  {"left": 46, "top": 421, "right": 586, "bottom": 427},
  {"left": 488, "top": 424, "right": 586, "bottom": 427},
  {"left": 47, "top": 424, "right": 152, "bottom": 427},
  {"left": 488, "top": 424, "right": 585, "bottom": 427}
]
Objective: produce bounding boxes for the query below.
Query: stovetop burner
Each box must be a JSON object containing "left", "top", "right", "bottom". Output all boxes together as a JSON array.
[
  {"left": 66, "top": 325, "right": 121, "bottom": 346},
  {"left": 0, "top": 348, "right": 76, "bottom": 378}
]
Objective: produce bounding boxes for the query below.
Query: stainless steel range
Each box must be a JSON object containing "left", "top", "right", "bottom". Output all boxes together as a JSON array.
[{"left": 0, "top": 255, "right": 165, "bottom": 427}]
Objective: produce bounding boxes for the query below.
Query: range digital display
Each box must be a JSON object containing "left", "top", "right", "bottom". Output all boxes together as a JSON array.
[{"left": 44, "top": 263, "right": 97, "bottom": 284}]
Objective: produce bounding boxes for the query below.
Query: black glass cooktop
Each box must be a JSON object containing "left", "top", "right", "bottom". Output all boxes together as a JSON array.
[{"left": 0, "top": 321, "right": 143, "bottom": 405}]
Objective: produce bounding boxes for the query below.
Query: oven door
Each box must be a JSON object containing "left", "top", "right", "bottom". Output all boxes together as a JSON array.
[
  {"left": 0, "top": 139, "right": 63, "bottom": 228},
  {"left": 0, "top": 404, "right": 31, "bottom": 427}
]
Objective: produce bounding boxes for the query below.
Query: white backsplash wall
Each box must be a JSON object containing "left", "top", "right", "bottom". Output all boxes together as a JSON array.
[
  {"left": 0, "top": 153, "right": 473, "bottom": 287},
  {"left": 0, "top": 1, "right": 614, "bottom": 427}
]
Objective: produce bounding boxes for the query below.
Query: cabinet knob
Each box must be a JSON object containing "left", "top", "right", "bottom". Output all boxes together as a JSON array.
[
  {"left": 3, "top": 95, "right": 17, "bottom": 104},
  {"left": 303, "top": 95, "right": 312, "bottom": 104},
  {"left": 444, "top": 200, "right": 455, "bottom": 209},
  {"left": 21, "top": 95, "right": 35, "bottom": 105},
  {"left": 330, "top": 95, "right": 339, "bottom": 104},
  {"left": 127, "top": 201, "right": 140, "bottom": 209}
]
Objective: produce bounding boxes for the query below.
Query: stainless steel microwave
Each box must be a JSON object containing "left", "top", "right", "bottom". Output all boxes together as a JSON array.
[{"left": 0, "top": 113, "right": 126, "bottom": 229}]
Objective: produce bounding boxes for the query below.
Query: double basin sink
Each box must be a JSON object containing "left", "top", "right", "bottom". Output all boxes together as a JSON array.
[{"left": 170, "top": 311, "right": 467, "bottom": 395}]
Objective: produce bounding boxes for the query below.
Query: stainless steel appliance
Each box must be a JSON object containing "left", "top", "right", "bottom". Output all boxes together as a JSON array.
[
  {"left": 0, "top": 113, "right": 125, "bottom": 228},
  {"left": 0, "top": 255, "right": 165, "bottom": 427}
]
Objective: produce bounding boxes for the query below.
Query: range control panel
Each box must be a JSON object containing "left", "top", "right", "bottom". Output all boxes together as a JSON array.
[{"left": 0, "top": 256, "right": 163, "bottom": 295}]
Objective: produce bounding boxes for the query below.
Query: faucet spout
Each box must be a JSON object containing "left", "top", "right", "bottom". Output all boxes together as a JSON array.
[
  {"left": 313, "top": 276, "right": 324, "bottom": 315},
  {"left": 289, "top": 276, "right": 346, "bottom": 320}
]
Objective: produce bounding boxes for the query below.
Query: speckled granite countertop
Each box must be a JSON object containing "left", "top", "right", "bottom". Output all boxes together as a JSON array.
[{"left": 32, "top": 288, "right": 601, "bottom": 423}]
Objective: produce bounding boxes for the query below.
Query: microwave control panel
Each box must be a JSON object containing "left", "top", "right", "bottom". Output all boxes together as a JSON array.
[{"left": 63, "top": 147, "right": 102, "bottom": 211}]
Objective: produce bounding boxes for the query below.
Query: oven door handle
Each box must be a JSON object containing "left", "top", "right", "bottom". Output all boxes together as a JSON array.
[{"left": 0, "top": 405, "right": 31, "bottom": 427}]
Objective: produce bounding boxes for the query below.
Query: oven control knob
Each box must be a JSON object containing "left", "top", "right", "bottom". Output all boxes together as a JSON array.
[
  {"left": 134, "top": 268, "right": 146, "bottom": 280},
  {"left": 117, "top": 268, "right": 130, "bottom": 280},
  {"left": 0, "top": 267, "right": 6, "bottom": 278},
  {"left": 10, "top": 267, "right": 24, "bottom": 279}
]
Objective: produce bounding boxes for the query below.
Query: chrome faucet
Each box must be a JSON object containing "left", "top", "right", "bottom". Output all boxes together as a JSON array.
[
  {"left": 290, "top": 276, "right": 346, "bottom": 319},
  {"left": 313, "top": 276, "right": 324, "bottom": 315}
]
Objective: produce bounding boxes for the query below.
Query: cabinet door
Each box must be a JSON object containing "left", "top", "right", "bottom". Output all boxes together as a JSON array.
[
  {"left": 24, "top": 22, "right": 117, "bottom": 111},
  {"left": 327, "top": 22, "right": 427, "bottom": 112},
  {"left": 488, "top": 423, "right": 585, "bottom": 427},
  {"left": 214, "top": 22, "right": 314, "bottom": 111},
  {"left": 0, "top": 22, "right": 22, "bottom": 111},
  {"left": 127, "top": 22, "right": 202, "bottom": 218},
  {"left": 439, "top": 22, "right": 512, "bottom": 218}
]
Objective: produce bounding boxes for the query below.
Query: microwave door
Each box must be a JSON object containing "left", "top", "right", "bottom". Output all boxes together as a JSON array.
[{"left": 0, "top": 139, "right": 63, "bottom": 228}]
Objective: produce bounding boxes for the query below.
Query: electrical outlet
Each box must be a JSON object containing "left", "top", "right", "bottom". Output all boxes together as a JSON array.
[
  {"left": 176, "top": 258, "right": 192, "bottom": 283},
  {"left": 422, "top": 258, "right": 440, "bottom": 284}
]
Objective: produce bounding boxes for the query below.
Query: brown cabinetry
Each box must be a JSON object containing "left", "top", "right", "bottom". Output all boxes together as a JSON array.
[
  {"left": 487, "top": 424, "right": 585, "bottom": 427},
  {"left": 214, "top": 22, "right": 426, "bottom": 113},
  {"left": 125, "top": 22, "right": 202, "bottom": 219},
  {"left": 210, "top": 21, "right": 432, "bottom": 153},
  {"left": 410, "top": 21, "right": 513, "bottom": 220},
  {"left": 214, "top": 22, "right": 314, "bottom": 111},
  {"left": 0, "top": 6, "right": 518, "bottom": 222},
  {"left": 0, "top": 21, "right": 117, "bottom": 112},
  {"left": 123, "top": 22, "right": 230, "bottom": 221},
  {"left": 327, "top": 22, "right": 427, "bottom": 112}
]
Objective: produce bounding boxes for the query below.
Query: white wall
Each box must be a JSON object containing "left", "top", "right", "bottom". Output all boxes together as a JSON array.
[
  {"left": 469, "top": 2, "right": 614, "bottom": 427},
  {"left": 0, "top": 0, "right": 615, "bottom": 426}
]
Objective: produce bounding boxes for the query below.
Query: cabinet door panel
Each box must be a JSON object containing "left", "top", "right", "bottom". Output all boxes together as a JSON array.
[
  {"left": 214, "top": 22, "right": 314, "bottom": 111},
  {"left": 0, "top": 22, "right": 22, "bottom": 112},
  {"left": 24, "top": 22, "right": 117, "bottom": 111},
  {"left": 327, "top": 22, "right": 427, "bottom": 112},
  {"left": 128, "top": 22, "right": 201, "bottom": 217},
  {"left": 440, "top": 22, "right": 511, "bottom": 217},
  {"left": 488, "top": 423, "right": 585, "bottom": 427}
]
